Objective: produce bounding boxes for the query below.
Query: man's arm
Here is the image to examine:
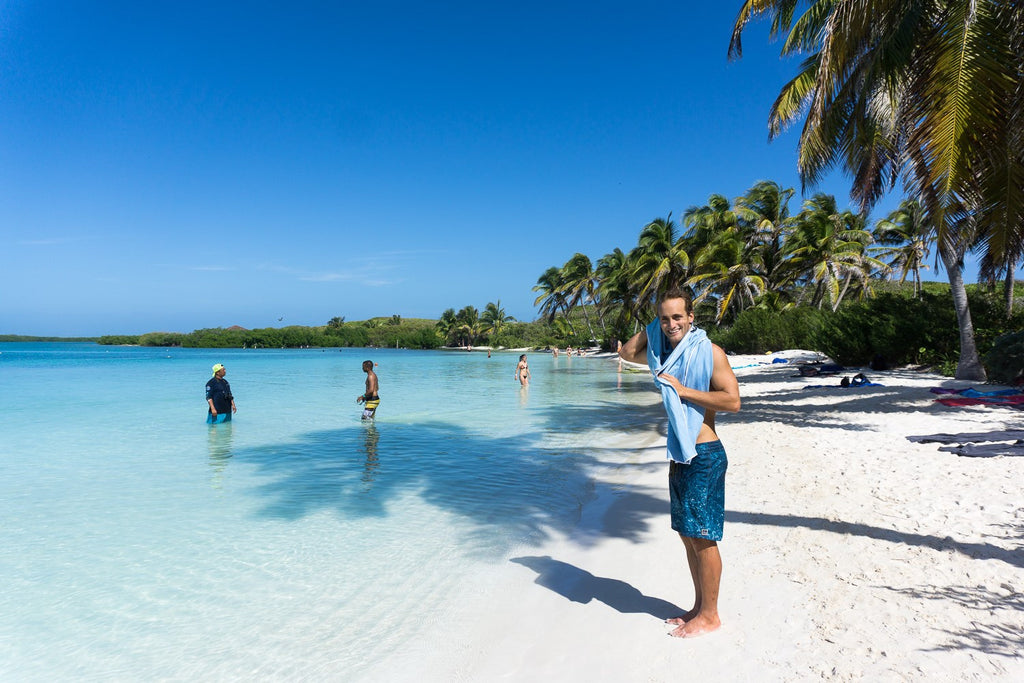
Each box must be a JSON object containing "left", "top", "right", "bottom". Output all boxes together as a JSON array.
[
  {"left": 657, "top": 344, "right": 740, "bottom": 413},
  {"left": 618, "top": 329, "right": 648, "bottom": 365}
]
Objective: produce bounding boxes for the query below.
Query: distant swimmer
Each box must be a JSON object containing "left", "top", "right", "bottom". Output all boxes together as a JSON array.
[
  {"left": 206, "top": 363, "right": 236, "bottom": 423},
  {"left": 515, "top": 354, "right": 531, "bottom": 386},
  {"left": 357, "top": 359, "right": 380, "bottom": 420}
]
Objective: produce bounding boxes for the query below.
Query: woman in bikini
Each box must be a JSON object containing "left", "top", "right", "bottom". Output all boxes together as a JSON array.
[{"left": 515, "top": 354, "right": 531, "bottom": 386}]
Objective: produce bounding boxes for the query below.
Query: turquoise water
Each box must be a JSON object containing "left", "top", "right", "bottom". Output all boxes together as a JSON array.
[{"left": 0, "top": 343, "right": 654, "bottom": 680}]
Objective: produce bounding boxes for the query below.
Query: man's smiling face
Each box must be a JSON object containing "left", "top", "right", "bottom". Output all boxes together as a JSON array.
[{"left": 658, "top": 297, "right": 694, "bottom": 348}]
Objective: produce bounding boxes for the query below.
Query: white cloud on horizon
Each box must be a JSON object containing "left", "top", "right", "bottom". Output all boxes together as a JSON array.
[{"left": 258, "top": 254, "right": 419, "bottom": 286}]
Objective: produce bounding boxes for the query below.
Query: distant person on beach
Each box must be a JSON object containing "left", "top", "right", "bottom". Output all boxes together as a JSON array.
[
  {"left": 357, "top": 360, "right": 380, "bottom": 420},
  {"left": 619, "top": 287, "right": 740, "bottom": 638},
  {"left": 515, "top": 354, "right": 531, "bottom": 386},
  {"left": 205, "top": 364, "right": 236, "bottom": 423}
]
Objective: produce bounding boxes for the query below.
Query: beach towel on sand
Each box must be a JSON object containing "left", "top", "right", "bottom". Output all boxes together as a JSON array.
[
  {"left": 646, "top": 319, "right": 713, "bottom": 464},
  {"left": 930, "top": 387, "right": 1023, "bottom": 398},
  {"left": 938, "top": 441, "right": 1024, "bottom": 457},
  {"left": 907, "top": 429, "right": 1024, "bottom": 444},
  {"left": 935, "top": 394, "right": 1024, "bottom": 407}
]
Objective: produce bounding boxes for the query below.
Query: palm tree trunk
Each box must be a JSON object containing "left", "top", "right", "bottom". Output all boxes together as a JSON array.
[
  {"left": 595, "top": 301, "right": 609, "bottom": 339},
  {"left": 941, "top": 247, "right": 987, "bottom": 381},
  {"left": 833, "top": 273, "right": 853, "bottom": 312},
  {"left": 561, "top": 305, "right": 577, "bottom": 335},
  {"left": 579, "top": 303, "right": 597, "bottom": 344},
  {"left": 794, "top": 284, "right": 809, "bottom": 307},
  {"left": 1004, "top": 266, "right": 1015, "bottom": 319}
]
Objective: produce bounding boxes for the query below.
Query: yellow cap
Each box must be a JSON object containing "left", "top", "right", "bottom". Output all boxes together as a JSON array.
[{"left": 212, "top": 364, "right": 225, "bottom": 376}]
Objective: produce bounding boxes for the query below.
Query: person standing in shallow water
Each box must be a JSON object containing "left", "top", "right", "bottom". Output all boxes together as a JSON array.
[
  {"left": 206, "top": 363, "right": 236, "bottom": 423},
  {"left": 515, "top": 354, "right": 531, "bottom": 386},
  {"left": 619, "top": 288, "right": 740, "bottom": 638},
  {"left": 357, "top": 360, "right": 380, "bottom": 420}
]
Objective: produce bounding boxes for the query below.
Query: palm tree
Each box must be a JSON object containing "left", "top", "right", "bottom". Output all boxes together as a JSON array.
[
  {"left": 561, "top": 253, "right": 601, "bottom": 343},
  {"left": 683, "top": 194, "right": 739, "bottom": 252},
  {"left": 533, "top": 266, "right": 576, "bottom": 333},
  {"left": 631, "top": 215, "right": 691, "bottom": 305},
  {"left": 436, "top": 308, "right": 458, "bottom": 346},
  {"left": 785, "top": 194, "right": 885, "bottom": 312},
  {"left": 729, "top": 0, "right": 1024, "bottom": 380},
  {"left": 455, "top": 305, "right": 480, "bottom": 347},
  {"left": 596, "top": 247, "right": 643, "bottom": 336},
  {"left": 733, "top": 180, "right": 797, "bottom": 295},
  {"left": 687, "top": 230, "right": 767, "bottom": 324},
  {"left": 873, "top": 199, "right": 934, "bottom": 298},
  {"left": 481, "top": 300, "right": 516, "bottom": 340}
]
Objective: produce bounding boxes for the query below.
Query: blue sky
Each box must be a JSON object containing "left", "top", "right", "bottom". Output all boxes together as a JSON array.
[{"left": 0, "top": 1, "right": 982, "bottom": 336}]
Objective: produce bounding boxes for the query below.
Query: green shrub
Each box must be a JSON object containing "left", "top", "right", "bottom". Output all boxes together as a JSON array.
[
  {"left": 983, "top": 330, "right": 1024, "bottom": 384},
  {"left": 709, "top": 307, "right": 825, "bottom": 354},
  {"left": 809, "top": 292, "right": 958, "bottom": 366},
  {"left": 97, "top": 335, "right": 140, "bottom": 345},
  {"left": 323, "top": 325, "right": 369, "bottom": 347},
  {"left": 139, "top": 332, "right": 186, "bottom": 346}
]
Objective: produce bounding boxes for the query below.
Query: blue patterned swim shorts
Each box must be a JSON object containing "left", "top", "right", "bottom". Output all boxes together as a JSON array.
[{"left": 669, "top": 440, "right": 728, "bottom": 541}]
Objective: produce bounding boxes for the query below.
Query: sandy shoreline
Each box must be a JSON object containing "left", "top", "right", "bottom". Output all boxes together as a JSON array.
[{"left": 373, "top": 354, "right": 1024, "bottom": 681}]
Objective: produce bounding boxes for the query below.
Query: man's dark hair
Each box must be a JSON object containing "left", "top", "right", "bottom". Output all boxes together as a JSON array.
[
  {"left": 362, "top": 360, "right": 373, "bottom": 371},
  {"left": 657, "top": 287, "right": 693, "bottom": 314}
]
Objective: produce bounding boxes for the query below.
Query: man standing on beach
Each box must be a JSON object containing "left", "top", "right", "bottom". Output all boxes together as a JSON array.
[
  {"left": 357, "top": 360, "right": 380, "bottom": 420},
  {"left": 619, "top": 288, "right": 740, "bottom": 638}
]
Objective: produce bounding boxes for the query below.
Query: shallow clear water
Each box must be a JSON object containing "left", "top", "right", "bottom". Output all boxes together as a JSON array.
[{"left": 0, "top": 343, "right": 655, "bottom": 680}]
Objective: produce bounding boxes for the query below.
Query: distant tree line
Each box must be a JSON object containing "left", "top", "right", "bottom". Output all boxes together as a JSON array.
[
  {"left": 94, "top": 304, "right": 592, "bottom": 352},
  {"left": 0, "top": 334, "right": 97, "bottom": 342},
  {"left": 97, "top": 318, "right": 446, "bottom": 349},
  {"left": 435, "top": 300, "right": 556, "bottom": 348}
]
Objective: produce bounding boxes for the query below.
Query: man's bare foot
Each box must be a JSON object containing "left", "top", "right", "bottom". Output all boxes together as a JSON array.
[
  {"left": 668, "top": 613, "right": 720, "bottom": 638},
  {"left": 665, "top": 607, "right": 699, "bottom": 626}
]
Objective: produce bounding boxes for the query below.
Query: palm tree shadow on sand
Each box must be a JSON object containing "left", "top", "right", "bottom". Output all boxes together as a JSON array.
[{"left": 511, "top": 555, "right": 682, "bottom": 620}]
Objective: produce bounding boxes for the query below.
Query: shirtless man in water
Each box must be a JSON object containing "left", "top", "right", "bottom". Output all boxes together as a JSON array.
[
  {"left": 356, "top": 360, "right": 380, "bottom": 420},
  {"left": 619, "top": 289, "right": 740, "bottom": 638}
]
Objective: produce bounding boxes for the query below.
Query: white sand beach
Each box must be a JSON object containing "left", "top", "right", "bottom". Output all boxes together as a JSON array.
[{"left": 376, "top": 353, "right": 1024, "bottom": 681}]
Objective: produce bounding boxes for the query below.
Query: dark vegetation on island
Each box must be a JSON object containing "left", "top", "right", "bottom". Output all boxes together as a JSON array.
[{"left": 0, "top": 335, "right": 98, "bottom": 342}]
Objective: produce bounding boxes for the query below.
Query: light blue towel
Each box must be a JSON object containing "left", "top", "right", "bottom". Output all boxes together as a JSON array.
[{"left": 646, "top": 319, "right": 714, "bottom": 464}]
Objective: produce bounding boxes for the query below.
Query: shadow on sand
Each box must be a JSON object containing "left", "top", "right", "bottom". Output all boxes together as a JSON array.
[
  {"left": 727, "top": 510, "right": 1024, "bottom": 569},
  {"left": 511, "top": 555, "right": 682, "bottom": 620},
  {"left": 882, "top": 583, "right": 1024, "bottom": 656}
]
